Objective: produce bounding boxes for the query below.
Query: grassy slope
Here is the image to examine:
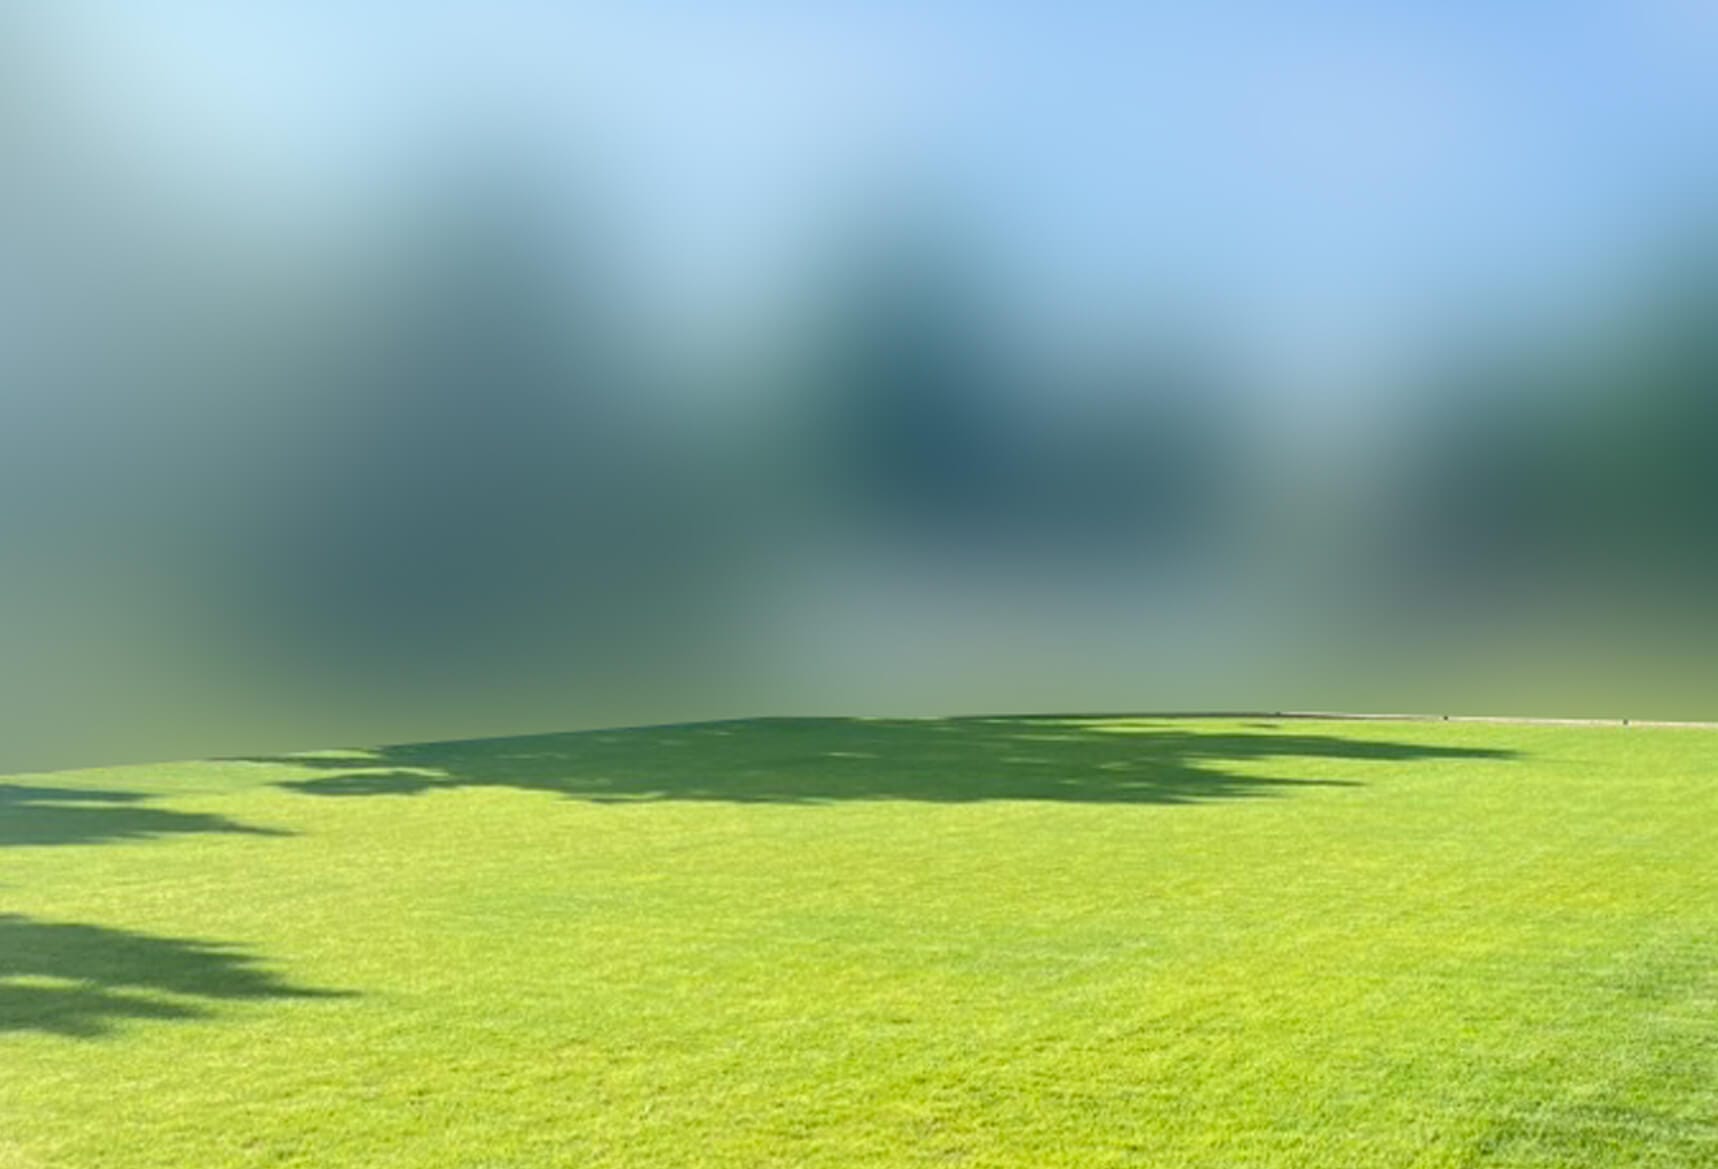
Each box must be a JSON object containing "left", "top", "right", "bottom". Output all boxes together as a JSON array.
[{"left": 1, "top": 716, "right": 1714, "bottom": 1168}]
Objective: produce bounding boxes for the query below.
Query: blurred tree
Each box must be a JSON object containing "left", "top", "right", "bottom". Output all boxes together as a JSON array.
[
  {"left": 806, "top": 197, "right": 1015, "bottom": 541},
  {"left": 250, "top": 136, "right": 716, "bottom": 685},
  {"left": 1584, "top": 226, "right": 1718, "bottom": 584},
  {"left": 1395, "top": 344, "right": 1571, "bottom": 599},
  {"left": 1049, "top": 333, "right": 1240, "bottom": 568}
]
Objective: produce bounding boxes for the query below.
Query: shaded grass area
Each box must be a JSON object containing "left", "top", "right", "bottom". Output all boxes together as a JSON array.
[
  {"left": 244, "top": 716, "right": 1512, "bottom": 804},
  {"left": 0, "top": 782, "right": 285, "bottom": 849},
  {"left": 1, "top": 716, "right": 1714, "bottom": 1167},
  {"left": 0, "top": 914, "right": 342, "bottom": 1038}
]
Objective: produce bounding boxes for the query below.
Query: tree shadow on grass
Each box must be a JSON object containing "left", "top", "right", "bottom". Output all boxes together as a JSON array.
[
  {"left": 252, "top": 716, "right": 1516, "bottom": 806},
  {"left": 0, "top": 783, "right": 288, "bottom": 848},
  {"left": 0, "top": 914, "right": 349, "bottom": 1038}
]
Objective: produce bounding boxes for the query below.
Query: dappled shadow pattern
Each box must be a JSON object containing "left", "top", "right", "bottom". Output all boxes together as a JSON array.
[
  {"left": 0, "top": 914, "right": 347, "bottom": 1038},
  {"left": 0, "top": 783, "right": 287, "bottom": 848},
  {"left": 255, "top": 717, "right": 1515, "bottom": 807}
]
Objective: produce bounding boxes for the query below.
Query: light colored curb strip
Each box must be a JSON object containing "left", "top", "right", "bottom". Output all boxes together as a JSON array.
[{"left": 1275, "top": 711, "right": 1718, "bottom": 730}]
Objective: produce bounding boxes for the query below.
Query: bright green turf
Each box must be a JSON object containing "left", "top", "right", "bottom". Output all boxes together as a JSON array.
[{"left": 3, "top": 716, "right": 1715, "bottom": 1167}]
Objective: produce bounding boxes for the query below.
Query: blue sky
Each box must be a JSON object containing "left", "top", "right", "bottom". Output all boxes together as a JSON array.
[{"left": 21, "top": 1, "right": 1718, "bottom": 387}]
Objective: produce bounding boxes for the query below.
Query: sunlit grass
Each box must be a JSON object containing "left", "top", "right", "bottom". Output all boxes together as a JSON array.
[{"left": 2, "top": 717, "right": 1714, "bottom": 1167}]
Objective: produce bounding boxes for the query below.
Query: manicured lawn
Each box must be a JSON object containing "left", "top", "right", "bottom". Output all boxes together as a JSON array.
[{"left": 2, "top": 716, "right": 1715, "bottom": 1167}]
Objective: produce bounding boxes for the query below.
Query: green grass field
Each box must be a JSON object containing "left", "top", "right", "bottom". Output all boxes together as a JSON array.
[{"left": 3, "top": 716, "right": 1715, "bottom": 1167}]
